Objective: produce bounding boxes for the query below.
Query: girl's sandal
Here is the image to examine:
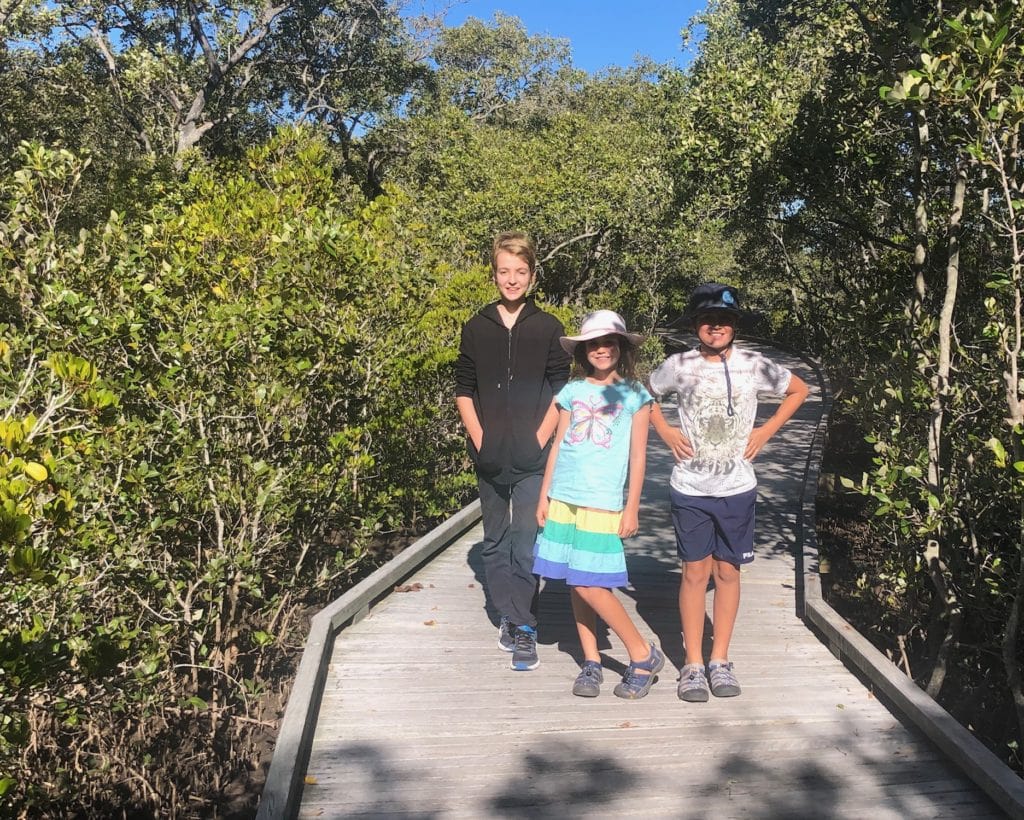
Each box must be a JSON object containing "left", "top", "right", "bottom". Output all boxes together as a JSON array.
[{"left": 613, "top": 643, "right": 665, "bottom": 699}]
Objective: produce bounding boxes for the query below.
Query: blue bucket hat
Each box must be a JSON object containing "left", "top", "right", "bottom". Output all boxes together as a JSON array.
[{"left": 679, "top": 283, "right": 746, "bottom": 327}]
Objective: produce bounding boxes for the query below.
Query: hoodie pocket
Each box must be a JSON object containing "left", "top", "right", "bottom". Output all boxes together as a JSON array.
[
  {"left": 475, "top": 433, "right": 503, "bottom": 476},
  {"left": 512, "top": 434, "right": 545, "bottom": 474}
]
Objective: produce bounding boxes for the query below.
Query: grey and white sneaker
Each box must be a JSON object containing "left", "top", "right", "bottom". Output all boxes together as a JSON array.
[
  {"left": 708, "top": 660, "right": 741, "bottom": 697},
  {"left": 572, "top": 661, "right": 603, "bottom": 697},
  {"left": 511, "top": 625, "right": 539, "bottom": 671},
  {"left": 497, "top": 616, "right": 515, "bottom": 653},
  {"left": 677, "top": 662, "right": 710, "bottom": 702}
]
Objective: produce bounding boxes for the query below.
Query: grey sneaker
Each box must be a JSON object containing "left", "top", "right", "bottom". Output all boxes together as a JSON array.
[
  {"left": 497, "top": 616, "right": 514, "bottom": 653},
  {"left": 708, "top": 660, "right": 741, "bottom": 697},
  {"left": 613, "top": 643, "right": 665, "bottom": 699},
  {"left": 511, "top": 625, "right": 539, "bottom": 671},
  {"left": 572, "top": 661, "right": 603, "bottom": 697},
  {"left": 678, "top": 663, "right": 710, "bottom": 702}
]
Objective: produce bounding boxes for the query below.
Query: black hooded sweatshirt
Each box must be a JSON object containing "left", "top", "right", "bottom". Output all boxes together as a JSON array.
[{"left": 455, "top": 298, "right": 571, "bottom": 484}]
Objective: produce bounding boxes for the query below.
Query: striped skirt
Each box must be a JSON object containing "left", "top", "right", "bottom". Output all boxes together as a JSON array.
[{"left": 532, "top": 498, "right": 628, "bottom": 589}]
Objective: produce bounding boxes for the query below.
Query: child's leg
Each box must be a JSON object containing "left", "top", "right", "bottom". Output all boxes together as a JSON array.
[
  {"left": 710, "top": 558, "right": 741, "bottom": 662},
  {"left": 570, "top": 588, "right": 601, "bottom": 663},
  {"left": 572, "top": 586, "right": 651, "bottom": 664},
  {"left": 679, "top": 556, "right": 713, "bottom": 666}
]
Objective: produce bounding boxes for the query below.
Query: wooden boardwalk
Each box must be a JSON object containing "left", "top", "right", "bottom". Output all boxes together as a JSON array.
[{"left": 286, "top": 345, "right": 1009, "bottom": 819}]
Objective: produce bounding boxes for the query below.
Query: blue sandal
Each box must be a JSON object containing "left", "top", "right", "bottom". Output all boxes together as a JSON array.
[{"left": 613, "top": 643, "right": 665, "bottom": 699}]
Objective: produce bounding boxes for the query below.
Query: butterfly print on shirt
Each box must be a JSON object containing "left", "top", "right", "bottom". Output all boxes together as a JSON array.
[{"left": 567, "top": 398, "right": 623, "bottom": 449}]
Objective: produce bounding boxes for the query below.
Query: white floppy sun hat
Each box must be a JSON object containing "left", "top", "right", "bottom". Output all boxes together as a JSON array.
[{"left": 560, "top": 310, "right": 644, "bottom": 355}]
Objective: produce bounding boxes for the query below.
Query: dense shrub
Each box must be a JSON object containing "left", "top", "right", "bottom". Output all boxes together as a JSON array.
[{"left": 0, "top": 132, "right": 488, "bottom": 815}]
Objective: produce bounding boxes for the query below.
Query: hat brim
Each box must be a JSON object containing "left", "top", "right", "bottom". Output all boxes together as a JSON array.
[
  {"left": 672, "top": 306, "right": 747, "bottom": 329},
  {"left": 560, "top": 329, "right": 644, "bottom": 355}
]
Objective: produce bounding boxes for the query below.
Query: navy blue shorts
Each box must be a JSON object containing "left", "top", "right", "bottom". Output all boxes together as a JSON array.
[{"left": 670, "top": 487, "right": 757, "bottom": 566}]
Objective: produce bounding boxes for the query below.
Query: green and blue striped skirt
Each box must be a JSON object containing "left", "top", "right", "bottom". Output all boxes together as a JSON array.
[{"left": 533, "top": 498, "right": 628, "bottom": 588}]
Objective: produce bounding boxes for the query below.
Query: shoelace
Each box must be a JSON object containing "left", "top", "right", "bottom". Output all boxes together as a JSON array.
[
  {"left": 682, "top": 668, "right": 706, "bottom": 687},
  {"left": 710, "top": 664, "right": 737, "bottom": 686}
]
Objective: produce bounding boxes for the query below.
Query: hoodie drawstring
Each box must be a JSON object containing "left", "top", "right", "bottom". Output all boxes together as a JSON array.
[{"left": 719, "top": 352, "right": 735, "bottom": 417}]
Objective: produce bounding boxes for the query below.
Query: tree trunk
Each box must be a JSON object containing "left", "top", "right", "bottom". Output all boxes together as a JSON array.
[
  {"left": 995, "top": 119, "right": 1024, "bottom": 747},
  {"left": 923, "top": 162, "right": 966, "bottom": 698}
]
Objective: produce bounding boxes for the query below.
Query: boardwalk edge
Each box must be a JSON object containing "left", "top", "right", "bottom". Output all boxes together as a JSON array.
[
  {"left": 796, "top": 356, "right": 1024, "bottom": 820},
  {"left": 254, "top": 499, "right": 483, "bottom": 820}
]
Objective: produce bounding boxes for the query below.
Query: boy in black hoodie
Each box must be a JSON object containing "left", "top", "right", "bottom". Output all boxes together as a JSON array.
[{"left": 455, "top": 232, "right": 571, "bottom": 671}]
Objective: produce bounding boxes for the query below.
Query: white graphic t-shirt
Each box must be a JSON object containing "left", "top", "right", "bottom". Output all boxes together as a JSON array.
[{"left": 648, "top": 347, "right": 792, "bottom": 497}]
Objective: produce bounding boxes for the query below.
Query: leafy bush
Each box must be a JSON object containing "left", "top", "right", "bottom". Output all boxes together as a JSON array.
[{"left": 0, "top": 132, "right": 487, "bottom": 815}]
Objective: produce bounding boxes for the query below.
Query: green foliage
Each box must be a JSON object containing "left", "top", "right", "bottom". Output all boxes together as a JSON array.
[
  {"left": 425, "top": 12, "right": 583, "bottom": 124},
  {"left": 0, "top": 132, "right": 481, "bottom": 814},
  {"left": 385, "top": 55, "right": 687, "bottom": 327},
  {"left": 692, "top": 0, "right": 1024, "bottom": 767},
  {"left": 2, "top": 0, "right": 421, "bottom": 161}
]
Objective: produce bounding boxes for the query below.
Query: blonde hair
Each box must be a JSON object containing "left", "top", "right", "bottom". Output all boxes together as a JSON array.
[{"left": 491, "top": 231, "right": 537, "bottom": 274}]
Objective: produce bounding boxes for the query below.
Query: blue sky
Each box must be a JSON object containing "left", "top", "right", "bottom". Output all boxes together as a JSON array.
[{"left": 414, "top": 1, "right": 709, "bottom": 74}]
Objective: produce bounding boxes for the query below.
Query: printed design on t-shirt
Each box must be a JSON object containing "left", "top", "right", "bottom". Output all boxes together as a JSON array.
[
  {"left": 689, "top": 395, "right": 742, "bottom": 461},
  {"left": 681, "top": 377, "right": 757, "bottom": 463},
  {"left": 567, "top": 397, "right": 623, "bottom": 449}
]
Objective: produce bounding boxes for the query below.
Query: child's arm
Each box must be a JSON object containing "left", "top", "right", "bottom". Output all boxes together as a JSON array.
[
  {"left": 537, "top": 406, "right": 570, "bottom": 527},
  {"left": 535, "top": 399, "right": 559, "bottom": 448},
  {"left": 744, "top": 373, "right": 810, "bottom": 460},
  {"left": 619, "top": 404, "right": 651, "bottom": 538},
  {"left": 455, "top": 396, "right": 483, "bottom": 451},
  {"left": 650, "top": 401, "right": 693, "bottom": 461}
]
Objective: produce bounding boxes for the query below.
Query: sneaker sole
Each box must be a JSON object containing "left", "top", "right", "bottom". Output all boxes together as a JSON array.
[
  {"left": 498, "top": 637, "right": 514, "bottom": 652},
  {"left": 572, "top": 685, "right": 600, "bottom": 697},
  {"left": 511, "top": 659, "right": 539, "bottom": 671}
]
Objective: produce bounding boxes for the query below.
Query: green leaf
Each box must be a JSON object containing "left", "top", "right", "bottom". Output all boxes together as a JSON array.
[
  {"left": 987, "top": 437, "right": 1008, "bottom": 468},
  {"left": 990, "top": 24, "right": 1008, "bottom": 51},
  {"left": 24, "top": 461, "right": 48, "bottom": 482}
]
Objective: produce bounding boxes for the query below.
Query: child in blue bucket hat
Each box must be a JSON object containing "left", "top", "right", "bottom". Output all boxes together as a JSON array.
[{"left": 649, "top": 283, "right": 809, "bottom": 702}]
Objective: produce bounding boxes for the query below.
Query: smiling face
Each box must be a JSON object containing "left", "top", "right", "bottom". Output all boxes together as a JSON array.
[
  {"left": 695, "top": 312, "right": 737, "bottom": 354},
  {"left": 585, "top": 334, "right": 621, "bottom": 377},
  {"left": 492, "top": 249, "right": 535, "bottom": 307}
]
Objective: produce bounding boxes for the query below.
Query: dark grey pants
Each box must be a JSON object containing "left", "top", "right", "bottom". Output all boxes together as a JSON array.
[{"left": 478, "top": 472, "right": 542, "bottom": 629}]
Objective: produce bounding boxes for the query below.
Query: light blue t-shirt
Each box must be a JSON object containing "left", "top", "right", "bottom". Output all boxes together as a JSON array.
[{"left": 549, "top": 379, "right": 653, "bottom": 512}]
